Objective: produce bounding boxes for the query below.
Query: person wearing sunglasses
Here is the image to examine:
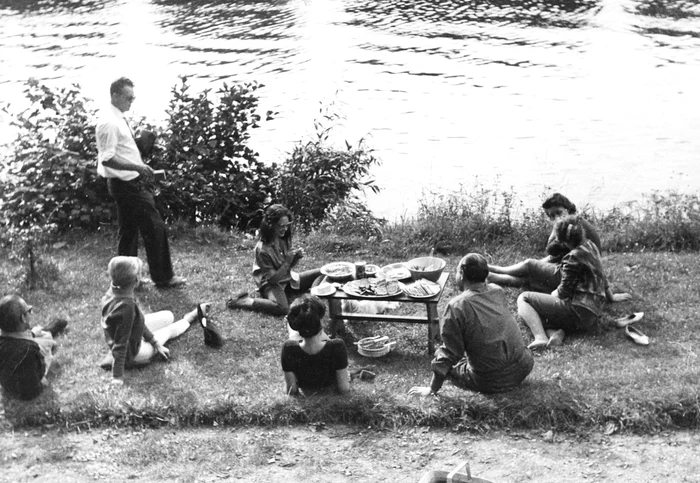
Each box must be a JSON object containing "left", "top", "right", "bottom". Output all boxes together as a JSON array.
[
  {"left": 0, "top": 295, "right": 68, "bottom": 400},
  {"left": 227, "top": 204, "right": 322, "bottom": 319}
]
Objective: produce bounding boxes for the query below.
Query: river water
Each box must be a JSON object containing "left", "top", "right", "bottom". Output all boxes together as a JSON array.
[{"left": 1, "top": 0, "right": 699, "bottom": 220}]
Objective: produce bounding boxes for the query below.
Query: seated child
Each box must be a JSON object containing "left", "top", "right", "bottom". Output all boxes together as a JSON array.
[
  {"left": 0, "top": 295, "right": 68, "bottom": 400},
  {"left": 281, "top": 295, "right": 350, "bottom": 396},
  {"left": 101, "top": 256, "right": 207, "bottom": 385}
]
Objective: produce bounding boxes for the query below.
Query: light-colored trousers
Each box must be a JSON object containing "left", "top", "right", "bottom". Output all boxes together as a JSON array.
[{"left": 133, "top": 311, "right": 191, "bottom": 364}]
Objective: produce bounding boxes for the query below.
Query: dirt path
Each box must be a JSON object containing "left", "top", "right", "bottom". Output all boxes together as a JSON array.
[{"left": 2, "top": 425, "right": 699, "bottom": 482}]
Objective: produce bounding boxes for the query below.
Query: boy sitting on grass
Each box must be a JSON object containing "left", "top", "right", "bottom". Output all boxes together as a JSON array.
[
  {"left": 282, "top": 295, "right": 350, "bottom": 396},
  {"left": 101, "top": 256, "right": 207, "bottom": 385},
  {"left": 0, "top": 295, "right": 68, "bottom": 400},
  {"left": 409, "top": 253, "right": 534, "bottom": 397}
]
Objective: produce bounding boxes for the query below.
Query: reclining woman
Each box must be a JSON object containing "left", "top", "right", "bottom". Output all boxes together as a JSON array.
[
  {"left": 487, "top": 193, "right": 601, "bottom": 291},
  {"left": 517, "top": 215, "right": 630, "bottom": 350},
  {"left": 281, "top": 295, "right": 350, "bottom": 396},
  {"left": 227, "top": 204, "right": 322, "bottom": 317},
  {"left": 101, "top": 256, "right": 207, "bottom": 385}
]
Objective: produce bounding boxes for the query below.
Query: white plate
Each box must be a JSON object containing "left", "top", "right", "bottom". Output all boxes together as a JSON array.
[
  {"left": 311, "top": 283, "right": 336, "bottom": 297},
  {"left": 343, "top": 279, "right": 402, "bottom": 298},
  {"left": 320, "top": 261, "right": 355, "bottom": 279},
  {"left": 380, "top": 263, "right": 411, "bottom": 281},
  {"left": 399, "top": 280, "right": 440, "bottom": 299}
]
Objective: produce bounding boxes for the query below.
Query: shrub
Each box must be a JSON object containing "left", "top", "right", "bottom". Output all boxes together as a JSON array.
[
  {"left": 0, "top": 79, "right": 112, "bottom": 232},
  {"left": 409, "top": 181, "right": 548, "bottom": 254},
  {"left": 274, "top": 110, "right": 381, "bottom": 233},
  {"left": 600, "top": 191, "right": 700, "bottom": 251},
  {"left": 155, "top": 77, "right": 276, "bottom": 230}
]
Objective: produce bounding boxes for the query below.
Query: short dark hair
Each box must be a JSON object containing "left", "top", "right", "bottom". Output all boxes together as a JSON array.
[
  {"left": 287, "top": 295, "right": 325, "bottom": 338},
  {"left": 457, "top": 253, "right": 489, "bottom": 284},
  {"left": 110, "top": 77, "right": 134, "bottom": 97},
  {"left": 259, "top": 204, "right": 293, "bottom": 244},
  {"left": 554, "top": 215, "right": 585, "bottom": 247},
  {"left": 0, "top": 294, "right": 26, "bottom": 332},
  {"left": 542, "top": 193, "right": 577, "bottom": 214}
]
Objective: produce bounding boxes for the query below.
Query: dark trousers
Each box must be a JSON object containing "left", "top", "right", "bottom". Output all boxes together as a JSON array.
[{"left": 107, "top": 178, "right": 174, "bottom": 284}]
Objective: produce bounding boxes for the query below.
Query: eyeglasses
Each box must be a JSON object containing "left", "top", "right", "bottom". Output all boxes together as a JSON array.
[{"left": 23, "top": 305, "right": 33, "bottom": 316}]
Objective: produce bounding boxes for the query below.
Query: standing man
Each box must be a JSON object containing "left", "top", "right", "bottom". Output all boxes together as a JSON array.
[
  {"left": 409, "top": 253, "right": 533, "bottom": 396},
  {"left": 96, "top": 77, "right": 185, "bottom": 289}
]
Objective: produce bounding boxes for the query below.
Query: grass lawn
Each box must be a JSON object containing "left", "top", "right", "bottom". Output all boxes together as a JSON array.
[{"left": 1, "top": 228, "right": 698, "bottom": 433}]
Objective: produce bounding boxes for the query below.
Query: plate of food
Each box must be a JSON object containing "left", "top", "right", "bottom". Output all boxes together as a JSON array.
[
  {"left": 399, "top": 279, "right": 441, "bottom": 299},
  {"left": 320, "top": 261, "right": 355, "bottom": 281},
  {"left": 343, "top": 278, "right": 402, "bottom": 298},
  {"left": 380, "top": 263, "right": 412, "bottom": 281},
  {"left": 311, "top": 283, "right": 336, "bottom": 297}
]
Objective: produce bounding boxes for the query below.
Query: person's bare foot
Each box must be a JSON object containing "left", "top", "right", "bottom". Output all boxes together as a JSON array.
[
  {"left": 546, "top": 329, "right": 566, "bottom": 347},
  {"left": 528, "top": 338, "right": 548, "bottom": 350}
]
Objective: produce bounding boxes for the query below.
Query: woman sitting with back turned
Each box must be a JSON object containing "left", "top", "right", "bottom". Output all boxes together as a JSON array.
[
  {"left": 518, "top": 215, "right": 630, "bottom": 350},
  {"left": 487, "top": 193, "right": 602, "bottom": 291},
  {"left": 227, "top": 204, "right": 321, "bottom": 317},
  {"left": 281, "top": 295, "right": 350, "bottom": 396}
]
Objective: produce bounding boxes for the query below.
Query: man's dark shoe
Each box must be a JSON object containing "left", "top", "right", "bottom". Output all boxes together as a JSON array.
[
  {"left": 155, "top": 276, "right": 187, "bottom": 289},
  {"left": 43, "top": 317, "right": 68, "bottom": 337}
]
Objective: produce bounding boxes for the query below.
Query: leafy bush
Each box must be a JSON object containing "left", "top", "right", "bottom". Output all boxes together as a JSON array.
[
  {"left": 599, "top": 191, "right": 700, "bottom": 251},
  {"left": 274, "top": 114, "right": 381, "bottom": 233},
  {"left": 155, "top": 77, "right": 276, "bottom": 229},
  {"left": 0, "top": 79, "right": 112, "bottom": 231},
  {"left": 409, "top": 182, "right": 549, "bottom": 254}
]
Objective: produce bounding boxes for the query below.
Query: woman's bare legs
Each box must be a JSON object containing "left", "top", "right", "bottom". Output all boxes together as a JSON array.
[{"left": 517, "top": 293, "right": 549, "bottom": 349}]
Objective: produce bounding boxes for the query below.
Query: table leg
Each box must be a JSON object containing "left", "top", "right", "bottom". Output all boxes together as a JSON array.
[
  {"left": 427, "top": 302, "right": 440, "bottom": 356},
  {"left": 328, "top": 298, "right": 343, "bottom": 338}
]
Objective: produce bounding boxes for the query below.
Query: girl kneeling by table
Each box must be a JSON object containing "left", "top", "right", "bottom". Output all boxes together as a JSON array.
[
  {"left": 281, "top": 295, "right": 350, "bottom": 396},
  {"left": 227, "top": 204, "right": 322, "bottom": 316}
]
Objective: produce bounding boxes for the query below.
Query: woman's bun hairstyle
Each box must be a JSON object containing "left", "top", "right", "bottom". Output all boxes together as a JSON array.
[
  {"left": 554, "top": 215, "right": 585, "bottom": 247},
  {"left": 287, "top": 294, "right": 325, "bottom": 338}
]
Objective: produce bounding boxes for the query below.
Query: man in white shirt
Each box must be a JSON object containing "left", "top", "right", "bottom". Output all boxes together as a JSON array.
[{"left": 96, "top": 77, "right": 185, "bottom": 289}]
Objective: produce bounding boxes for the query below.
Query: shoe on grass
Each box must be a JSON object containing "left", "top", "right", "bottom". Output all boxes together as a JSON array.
[
  {"left": 99, "top": 352, "right": 114, "bottom": 370},
  {"left": 226, "top": 290, "right": 250, "bottom": 310},
  {"left": 155, "top": 276, "right": 187, "bottom": 289},
  {"left": 43, "top": 317, "right": 68, "bottom": 337},
  {"left": 626, "top": 325, "right": 649, "bottom": 346},
  {"left": 614, "top": 312, "right": 644, "bottom": 328}
]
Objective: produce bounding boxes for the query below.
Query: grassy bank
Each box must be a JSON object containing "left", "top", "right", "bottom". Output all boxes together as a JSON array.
[{"left": 1, "top": 223, "right": 698, "bottom": 434}]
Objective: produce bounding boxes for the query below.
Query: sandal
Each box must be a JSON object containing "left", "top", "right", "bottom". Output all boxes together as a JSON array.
[
  {"left": 614, "top": 312, "right": 644, "bottom": 328},
  {"left": 226, "top": 290, "right": 250, "bottom": 310}
]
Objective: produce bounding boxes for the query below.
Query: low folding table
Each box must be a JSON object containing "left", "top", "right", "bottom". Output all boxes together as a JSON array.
[{"left": 318, "top": 272, "right": 450, "bottom": 355}]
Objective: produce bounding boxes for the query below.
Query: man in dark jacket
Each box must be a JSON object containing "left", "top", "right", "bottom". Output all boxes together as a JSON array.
[{"left": 0, "top": 295, "right": 67, "bottom": 400}]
